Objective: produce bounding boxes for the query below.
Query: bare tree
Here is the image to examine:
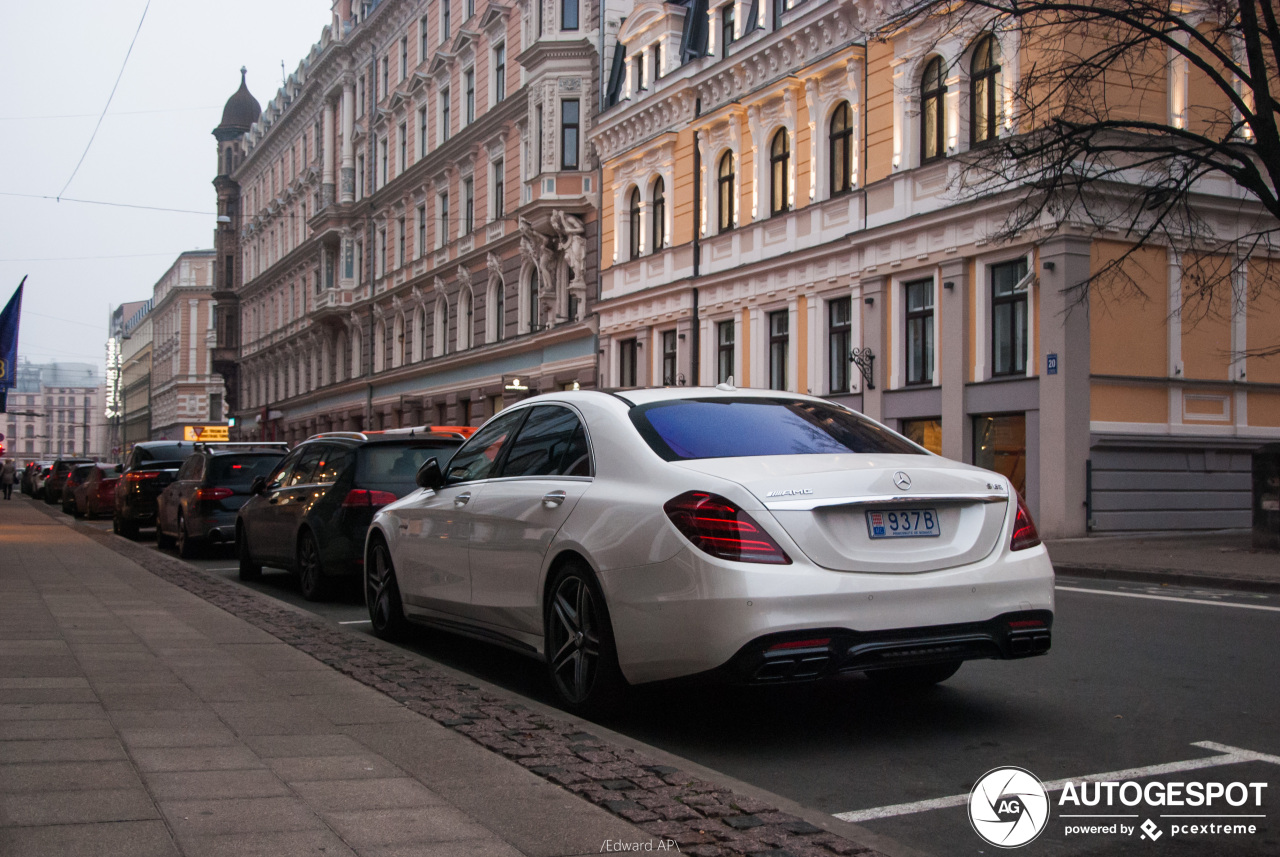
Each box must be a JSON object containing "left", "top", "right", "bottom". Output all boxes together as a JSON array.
[{"left": 866, "top": 0, "right": 1280, "bottom": 352}]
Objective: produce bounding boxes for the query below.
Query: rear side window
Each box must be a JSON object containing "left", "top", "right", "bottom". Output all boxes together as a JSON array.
[
  {"left": 358, "top": 443, "right": 452, "bottom": 483},
  {"left": 500, "top": 406, "right": 592, "bottom": 478},
  {"left": 286, "top": 446, "right": 327, "bottom": 487},
  {"left": 315, "top": 449, "right": 355, "bottom": 484},
  {"left": 211, "top": 454, "right": 284, "bottom": 488},
  {"left": 630, "top": 398, "right": 925, "bottom": 461}
]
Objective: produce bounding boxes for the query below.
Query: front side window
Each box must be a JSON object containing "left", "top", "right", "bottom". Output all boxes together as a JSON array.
[
  {"left": 828, "top": 297, "right": 852, "bottom": 393},
  {"left": 560, "top": 99, "right": 580, "bottom": 169},
  {"left": 769, "top": 310, "right": 789, "bottom": 390},
  {"left": 501, "top": 406, "right": 592, "bottom": 478},
  {"left": 829, "top": 102, "right": 853, "bottom": 194},
  {"left": 971, "top": 35, "right": 1001, "bottom": 145},
  {"left": 631, "top": 398, "right": 925, "bottom": 462},
  {"left": 628, "top": 187, "right": 642, "bottom": 260},
  {"left": 991, "top": 258, "right": 1030, "bottom": 375},
  {"left": 717, "top": 320, "right": 735, "bottom": 384},
  {"left": 619, "top": 338, "right": 638, "bottom": 387},
  {"left": 651, "top": 177, "right": 666, "bottom": 252},
  {"left": 718, "top": 152, "right": 735, "bottom": 232},
  {"left": 921, "top": 56, "right": 946, "bottom": 160},
  {"left": 445, "top": 408, "right": 527, "bottom": 484},
  {"left": 770, "top": 128, "right": 790, "bottom": 215},
  {"left": 905, "top": 278, "right": 934, "bottom": 385}
]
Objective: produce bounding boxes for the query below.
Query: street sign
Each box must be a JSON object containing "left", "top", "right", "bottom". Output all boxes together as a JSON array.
[{"left": 183, "top": 425, "right": 230, "bottom": 442}]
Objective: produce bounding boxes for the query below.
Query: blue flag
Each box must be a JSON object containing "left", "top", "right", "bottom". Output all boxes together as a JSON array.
[{"left": 0, "top": 278, "right": 23, "bottom": 390}]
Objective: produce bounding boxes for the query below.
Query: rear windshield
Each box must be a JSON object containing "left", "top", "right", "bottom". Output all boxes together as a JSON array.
[
  {"left": 211, "top": 454, "right": 284, "bottom": 488},
  {"left": 135, "top": 444, "right": 192, "bottom": 463},
  {"left": 629, "top": 398, "right": 925, "bottom": 461},
  {"left": 358, "top": 441, "right": 459, "bottom": 483}
]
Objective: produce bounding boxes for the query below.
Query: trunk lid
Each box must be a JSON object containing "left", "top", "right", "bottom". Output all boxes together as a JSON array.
[{"left": 672, "top": 454, "right": 1011, "bottom": 573}]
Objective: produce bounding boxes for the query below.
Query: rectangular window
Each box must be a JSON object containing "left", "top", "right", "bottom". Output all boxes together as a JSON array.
[
  {"left": 901, "top": 418, "right": 943, "bottom": 455},
  {"left": 721, "top": 5, "right": 735, "bottom": 58},
  {"left": 492, "top": 158, "right": 505, "bottom": 218},
  {"left": 356, "top": 153, "right": 365, "bottom": 199},
  {"left": 467, "top": 0, "right": 475, "bottom": 18},
  {"left": 973, "top": 413, "right": 1027, "bottom": 498},
  {"left": 421, "top": 15, "right": 430, "bottom": 58},
  {"left": 772, "top": 0, "right": 787, "bottom": 30},
  {"left": 619, "top": 339, "right": 638, "bottom": 387},
  {"left": 560, "top": 99, "right": 579, "bottom": 170},
  {"left": 769, "top": 310, "right": 789, "bottom": 391},
  {"left": 652, "top": 42, "right": 662, "bottom": 80},
  {"left": 442, "top": 0, "right": 451, "bottom": 41},
  {"left": 991, "top": 258, "right": 1030, "bottom": 376},
  {"left": 400, "top": 37, "right": 408, "bottom": 81},
  {"left": 357, "top": 74, "right": 365, "bottom": 115},
  {"left": 493, "top": 44, "right": 506, "bottom": 102},
  {"left": 562, "top": 0, "right": 579, "bottom": 30},
  {"left": 419, "top": 107, "right": 428, "bottom": 156},
  {"left": 441, "top": 88, "right": 451, "bottom": 142},
  {"left": 379, "top": 137, "right": 388, "bottom": 186},
  {"left": 463, "top": 177, "right": 474, "bottom": 232},
  {"left": 398, "top": 122, "right": 407, "bottom": 171},
  {"left": 381, "top": 55, "right": 389, "bottom": 98},
  {"left": 438, "top": 192, "right": 449, "bottom": 247},
  {"left": 905, "top": 278, "right": 934, "bottom": 385},
  {"left": 464, "top": 69, "right": 475, "bottom": 124},
  {"left": 828, "top": 297, "right": 852, "bottom": 393},
  {"left": 633, "top": 54, "right": 645, "bottom": 92},
  {"left": 397, "top": 217, "right": 406, "bottom": 267},
  {"left": 535, "top": 105, "right": 543, "bottom": 172},
  {"left": 661, "top": 330, "right": 678, "bottom": 385},
  {"left": 417, "top": 204, "right": 426, "bottom": 257},
  {"left": 377, "top": 228, "right": 386, "bottom": 277},
  {"left": 717, "top": 320, "right": 735, "bottom": 384}
]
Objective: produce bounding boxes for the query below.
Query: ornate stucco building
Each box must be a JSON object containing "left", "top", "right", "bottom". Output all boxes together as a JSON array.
[
  {"left": 212, "top": 0, "right": 616, "bottom": 441},
  {"left": 591, "top": 0, "right": 1280, "bottom": 537},
  {"left": 148, "top": 250, "right": 225, "bottom": 441}
]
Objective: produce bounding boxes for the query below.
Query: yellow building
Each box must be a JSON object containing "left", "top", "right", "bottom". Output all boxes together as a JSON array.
[{"left": 591, "top": 0, "right": 1280, "bottom": 537}]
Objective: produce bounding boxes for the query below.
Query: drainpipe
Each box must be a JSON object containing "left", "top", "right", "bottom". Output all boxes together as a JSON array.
[{"left": 691, "top": 127, "right": 702, "bottom": 385}]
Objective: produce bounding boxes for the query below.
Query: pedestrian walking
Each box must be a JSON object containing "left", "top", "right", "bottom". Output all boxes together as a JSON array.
[{"left": 0, "top": 459, "right": 16, "bottom": 500}]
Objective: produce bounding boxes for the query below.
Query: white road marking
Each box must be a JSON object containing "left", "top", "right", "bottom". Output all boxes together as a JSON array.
[
  {"left": 834, "top": 741, "right": 1280, "bottom": 824},
  {"left": 338, "top": 619, "right": 372, "bottom": 625},
  {"left": 1055, "top": 585, "right": 1280, "bottom": 613},
  {"left": 207, "top": 567, "right": 238, "bottom": 572}
]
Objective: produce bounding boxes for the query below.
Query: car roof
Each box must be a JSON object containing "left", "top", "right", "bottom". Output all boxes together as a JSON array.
[{"left": 510, "top": 386, "right": 829, "bottom": 410}]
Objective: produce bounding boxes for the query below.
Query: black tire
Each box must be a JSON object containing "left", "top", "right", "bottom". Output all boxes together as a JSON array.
[
  {"left": 544, "top": 560, "right": 626, "bottom": 716},
  {"left": 111, "top": 513, "right": 120, "bottom": 534},
  {"left": 118, "top": 515, "right": 140, "bottom": 540},
  {"left": 176, "top": 513, "right": 200, "bottom": 559},
  {"left": 156, "top": 522, "right": 175, "bottom": 549},
  {"left": 365, "top": 538, "right": 408, "bottom": 641},
  {"left": 296, "top": 530, "right": 329, "bottom": 602},
  {"left": 238, "top": 525, "right": 262, "bottom": 581},
  {"left": 865, "top": 660, "right": 963, "bottom": 690}
]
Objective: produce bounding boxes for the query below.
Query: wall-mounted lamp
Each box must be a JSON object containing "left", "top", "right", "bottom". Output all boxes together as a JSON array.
[
  {"left": 678, "top": 333, "right": 686, "bottom": 340},
  {"left": 636, "top": 340, "right": 643, "bottom": 348},
  {"left": 864, "top": 296, "right": 875, "bottom": 306},
  {"left": 1042, "top": 261, "right": 1055, "bottom": 272},
  {"left": 943, "top": 281, "right": 955, "bottom": 290}
]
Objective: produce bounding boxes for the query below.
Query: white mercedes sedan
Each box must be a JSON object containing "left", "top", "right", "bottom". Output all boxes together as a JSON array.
[{"left": 364, "top": 387, "right": 1054, "bottom": 713}]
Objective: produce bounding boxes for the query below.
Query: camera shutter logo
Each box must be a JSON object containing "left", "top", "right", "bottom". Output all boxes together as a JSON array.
[{"left": 968, "top": 767, "right": 1050, "bottom": 848}]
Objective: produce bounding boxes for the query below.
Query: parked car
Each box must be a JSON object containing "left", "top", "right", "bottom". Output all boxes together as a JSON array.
[
  {"left": 21, "top": 460, "right": 52, "bottom": 496},
  {"left": 60, "top": 463, "right": 98, "bottom": 514},
  {"left": 113, "top": 442, "right": 199, "bottom": 539},
  {"left": 363, "top": 388, "right": 1055, "bottom": 714},
  {"left": 236, "top": 432, "right": 464, "bottom": 601},
  {"left": 43, "top": 458, "right": 94, "bottom": 505},
  {"left": 31, "top": 464, "right": 53, "bottom": 500},
  {"left": 156, "top": 443, "right": 288, "bottom": 558},
  {"left": 72, "top": 464, "right": 122, "bottom": 518}
]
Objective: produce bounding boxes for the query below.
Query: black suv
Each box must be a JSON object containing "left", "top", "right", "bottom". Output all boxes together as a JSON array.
[
  {"left": 237, "top": 432, "right": 462, "bottom": 601},
  {"left": 156, "top": 443, "right": 288, "bottom": 558},
  {"left": 113, "top": 441, "right": 199, "bottom": 539},
  {"left": 43, "top": 458, "right": 94, "bottom": 505}
]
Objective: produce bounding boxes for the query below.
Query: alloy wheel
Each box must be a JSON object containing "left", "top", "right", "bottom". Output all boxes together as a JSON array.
[
  {"left": 548, "top": 573, "right": 602, "bottom": 705},
  {"left": 297, "top": 532, "right": 326, "bottom": 601},
  {"left": 365, "top": 542, "right": 405, "bottom": 639}
]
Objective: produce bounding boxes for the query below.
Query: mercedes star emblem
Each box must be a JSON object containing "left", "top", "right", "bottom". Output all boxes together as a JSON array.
[{"left": 893, "top": 471, "right": 912, "bottom": 490}]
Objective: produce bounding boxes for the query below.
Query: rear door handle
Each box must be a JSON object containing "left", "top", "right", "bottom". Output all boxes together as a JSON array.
[
  {"left": 542, "top": 490, "right": 567, "bottom": 508},
  {"left": 454, "top": 492, "right": 472, "bottom": 507}
]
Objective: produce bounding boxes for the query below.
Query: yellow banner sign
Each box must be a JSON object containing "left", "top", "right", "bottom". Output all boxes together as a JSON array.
[{"left": 183, "top": 425, "right": 230, "bottom": 442}]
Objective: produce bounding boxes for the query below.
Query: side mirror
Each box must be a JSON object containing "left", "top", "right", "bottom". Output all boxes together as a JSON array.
[
  {"left": 250, "top": 475, "right": 266, "bottom": 496},
  {"left": 415, "top": 458, "right": 444, "bottom": 491},
  {"left": 115, "top": 464, "right": 123, "bottom": 474}
]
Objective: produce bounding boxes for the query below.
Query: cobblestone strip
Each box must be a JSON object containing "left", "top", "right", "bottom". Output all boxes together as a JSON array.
[{"left": 68, "top": 516, "right": 885, "bottom": 857}]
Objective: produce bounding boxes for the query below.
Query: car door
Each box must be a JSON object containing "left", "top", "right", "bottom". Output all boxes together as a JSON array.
[
  {"left": 268, "top": 445, "right": 326, "bottom": 564},
  {"left": 467, "top": 405, "right": 594, "bottom": 636},
  {"left": 395, "top": 409, "right": 528, "bottom": 620},
  {"left": 242, "top": 448, "right": 303, "bottom": 565},
  {"left": 162, "top": 456, "right": 201, "bottom": 536}
]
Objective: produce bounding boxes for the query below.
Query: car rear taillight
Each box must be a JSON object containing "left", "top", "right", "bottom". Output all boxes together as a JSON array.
[
  {"left": 126, "top": 471, "right": 161, "bottom": 482},
  {"left": 342, "top": 489, "right": 399, "bottom": 508},
  {"left": 195, "top": 487, "right": 234, "bottom": 501},
  {"left": 663, "top": 491, "right": 792, "bottom": 565},
  {"left": 1011, "top": 492, "right": 1041, "bottom": 551}
]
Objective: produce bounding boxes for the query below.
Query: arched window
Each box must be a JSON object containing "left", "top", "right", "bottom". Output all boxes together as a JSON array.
[
  {"left": 394, "top": 313, "right": 406, "bottom": 368},
  {"left": 718, "top": 152, "right": 735, "bottom": 232},
  {"left": 489, "top": 278, "right": 506, "bottom": 342},
  {"left": 921, "top": 57, "right": 946, "bottom": 161},
  {"left": 433, "top": 298, "right": 448, "bottom": 357},
  {"left": 527, "top": 268, "right": 540, "bottom": 332},
  {"left": 457, "top": 289, "right": 473, "bottom": 350},
  {"left": 971, "top": 35, "right": 1000, "bottom": 146},
  {"left": 413, "top": 307, "right": 426, "bottom": 361},
  {"left": 651, "top": 177, "right": 666, "bottom": 252},
  {"left": 628, "top": 187, "right": 642, "bottom": 260},
  {"left": 770, "top": 128, "right": 790, "bottom": 215},
  {"left": 373, "top": 320, "right": 386, "bottom": 373},
  {"left": 829, "top": 102, "right": 853, "bottom": 194}
]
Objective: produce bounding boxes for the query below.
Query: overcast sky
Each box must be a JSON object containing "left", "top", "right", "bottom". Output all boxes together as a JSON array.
[{"left": 0, "top": 0, "right": 327, "bottom": 373}]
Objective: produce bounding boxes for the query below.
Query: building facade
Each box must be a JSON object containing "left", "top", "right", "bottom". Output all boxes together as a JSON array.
[
  {"left": 213, "top": 0, "right": 616, "bottom": 442},
  {"left": 148, "top": 250, "right": 226, "bottom": 441},
  {"left": 3, "top": 359, "right": 106, "bottom": 461},
  {"left": 591, "top": 0, "right": 1280, "bottom": 537},
  {"left": 120, "top": 305, "right": 153, "bottom": 452}
]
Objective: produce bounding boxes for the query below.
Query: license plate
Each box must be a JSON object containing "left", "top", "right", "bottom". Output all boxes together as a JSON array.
[{"left": 866, "top": 508, "right": 940, "bottom": 539}]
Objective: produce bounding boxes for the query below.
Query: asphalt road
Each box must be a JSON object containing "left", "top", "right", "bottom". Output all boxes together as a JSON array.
[{"left": 80, "top": 517, "right": 1280, "bottom": 856}]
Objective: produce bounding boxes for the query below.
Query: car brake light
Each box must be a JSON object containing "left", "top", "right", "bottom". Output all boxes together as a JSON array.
[
  {"left": 663, "top": 491, "right": 792, "bottom": 565},
  {"left": 343, "top": 488, "right": 399, "bottom": 507},
  {"left": 1011, "top": 492, "right": 1041, "bottom": 551},
  {"left": 126, "top": 471, "right": 161, "bottom": 482},
  {"left": 195, "top": 487, "right": 234, "bottom": 501}
]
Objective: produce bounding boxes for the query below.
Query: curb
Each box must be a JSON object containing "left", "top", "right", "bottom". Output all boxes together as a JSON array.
[{"left": 1054, "top": 565, "right": 1280, "bottom": 595}]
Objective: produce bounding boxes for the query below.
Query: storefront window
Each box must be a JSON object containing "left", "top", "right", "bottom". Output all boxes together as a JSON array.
[
  {"left": 901, "top": 418, "right": 942, "bottom": 455},
  {"left": 973, "top": 413, "right": 1026, "bottom": 498}
]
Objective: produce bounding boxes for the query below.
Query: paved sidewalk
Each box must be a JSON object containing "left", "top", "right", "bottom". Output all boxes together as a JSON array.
[
  {"left": 1046, "top": 530, "right": 1280, "bottom": 592},
  {"left": 1, "top": 498, "right": 901, "bottom": 857}
]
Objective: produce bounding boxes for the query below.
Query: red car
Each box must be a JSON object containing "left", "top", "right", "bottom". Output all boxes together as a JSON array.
[{"left": 74, "top": 464, "right": 122, "bottom": 519}]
